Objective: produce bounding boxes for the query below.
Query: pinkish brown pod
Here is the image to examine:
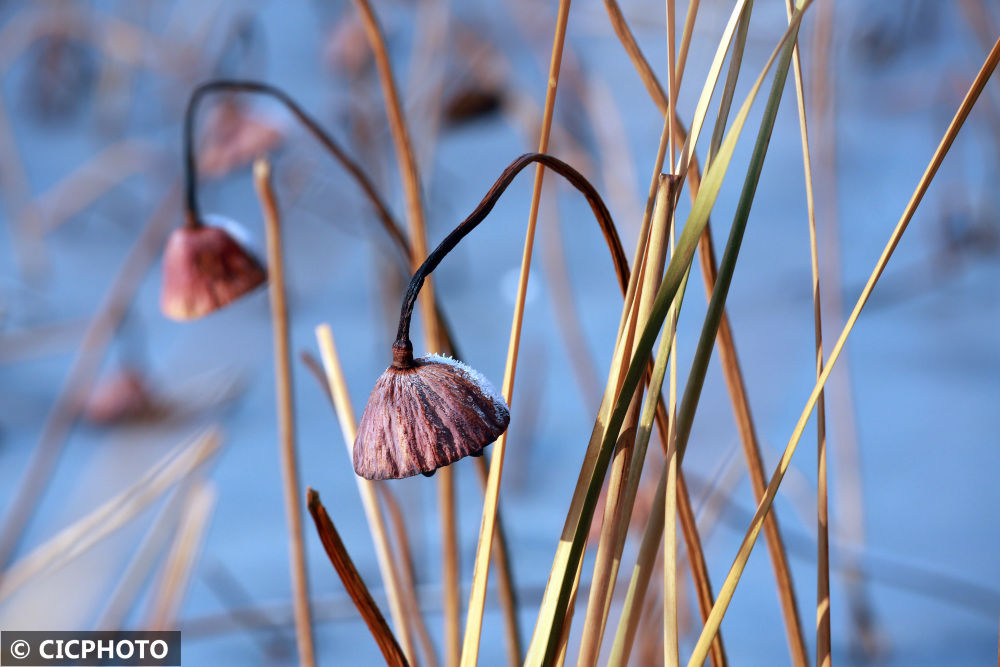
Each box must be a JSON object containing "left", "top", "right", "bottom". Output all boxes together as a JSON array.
[
  {"left": 353, "top": 344, "right": 510, "bottom": 480},
  {"left": 83, "top": 367, "right": 157, "bottom": 425},
  {"left": 160, "top": 217, "right": 266, "bottom": 321},
  {"left": 161, "top": 78, "right": 409, "bottom": 324}
]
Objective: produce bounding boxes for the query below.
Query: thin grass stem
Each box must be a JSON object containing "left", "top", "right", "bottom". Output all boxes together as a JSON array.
[
  {"left": 809, "top": 0, "right": 880, "bottom": 655},
  {"left": 686, "top": 34, "right": 1000, "bottom": 667},
  {"left": 780, "top": 0, "right": 831, "bottom": 662},
  {"left": 530, "top": 7, "right": 814, "bottom": 661},
  {"left": 602, "top": 5, "right": 811, "bottom": 661},
  {"left": 577, "top": 176, "right": 677, "bottom": 666},
  {"left": 349, "top": 3, "right": 459, "bottom": 661},
  {"left": 471, "top": 456, "right": 522, "bottom": 667},
  {"left": 255, "top": 159, "right": 316, "bottom": 667},
  {"left": 315, "top": 324, "right": 421, "bottom": 664},
  {"left": 463, "top": 2, "right": 573, "bottom": 663}
]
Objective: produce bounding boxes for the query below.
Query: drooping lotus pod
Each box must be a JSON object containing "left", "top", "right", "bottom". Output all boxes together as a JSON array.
[
  {"left": 160, "top": 216, "right": 266, "bottom": 321},
  {"left": 353, "top": 351, "right": 510, "bottom": 480}
]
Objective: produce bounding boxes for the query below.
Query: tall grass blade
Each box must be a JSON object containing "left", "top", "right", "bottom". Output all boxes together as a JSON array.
[
  {"left": 686, "top": 33, "right": 1000, "bottom": 667},
  {"left": 528, "top": 6, "right": 814, "bottom": 663},
  {"left": 779, "top": 0, "right": 831, "bottom": 662},
  {"left": 577, "top": 176, "right": 677, "bottom": 665},
  {"left": 462, "top": 2, "right": 574, "bottom": 664}
]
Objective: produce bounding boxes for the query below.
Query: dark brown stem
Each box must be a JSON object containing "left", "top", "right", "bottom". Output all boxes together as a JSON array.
[
  {"left": 392, "top": 152, "right": 630, "bottom": 366},
  {"left": 306, "top": 488, "right": 409, "bottom": 667},
  {"left": 182, "top": 79, "right": 409, "bottom": 257}
]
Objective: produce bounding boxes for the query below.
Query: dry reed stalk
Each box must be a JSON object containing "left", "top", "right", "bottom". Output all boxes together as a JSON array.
[
  {"left": 0, "top": 428, "right": 220, "bottom": 602},
  {"left": 687, "top": 36, "right": 1000, "bottom": 666},
  {"left": 666, "top": 0, "right": 678, "bottom": 170},
  {"left": 674, "top": 471, "right": 725, "bottom": 666},
  {"left": 692, "top": 175, "right": 810, "bottom": 666},
  {"left": 376, "top": 485, "right": 440, "bottom": 667},
  {"left": 809, "top": 0, "right": 881, "bottom": 655},
  {"left": 464, "top": 1, "right": 573, "bottom": 663},
  {"left": 664, "top": 199, "right": 681, "bottom": 667},
  {"left": 349, "top": 4, "right": 460, "bottom": 660},
  {"left": 778, "top": 0, "right": 831, "bottom": 662},
  {"left": 546, "top": 202, "right": 724, "bottom": 667},
  {"left": 307, "top": 489, "right": 410, "bottom": 667},
  {"left": 547, "top": 241, "right": 649, "bottom": 665},
  {"left": 675, "top": 0, "right": 701, "bottom": 91},
  {"left": 145, "top": 481, "right": 217, "bottom": 630},
  {"left": 553, "top": 560, "right": 581, "bottom": 667},
  {"left": 299, "top": 349, "right": 436, "bottom": 666},
  {"left": 608, "top": 462, "right": 726, "bottom": 667},
  {"left": 438, "top": 467, "right": 461, "bottom": 667},
  {"left": 0, "top": 185, "right": 180, "bottom": 575},
  {"left": 664, "top": 431, "right": 679, "bottom": 667},
  {"left": 578, "top": 177, "right": 674, "bottom": 665},
  {"left": 517, "top": 47, "right": 665, "bottom": 663},
  {"left": 254, "top": 159, "right": 316, "bottom": 667},
  {"left": 315, "top": 324, "right": 421, "bottom": 665},
  {"left": 637, "top": 551, "right": 664, "bottom": 665},
  {"left": 470, "top": 456, "right": 523, "bottom": 666},
  {"left": 600, "top": 5, "right": 811, "bottom": 662},
  {"left": 528, "top": 63, "right": 729, "bottom": 666},
  {"left": 37, "top": 139, "right": 162, "bottom": 233},
  {"left": 565, "top": 13, "right": 730, "bottom": 660}
]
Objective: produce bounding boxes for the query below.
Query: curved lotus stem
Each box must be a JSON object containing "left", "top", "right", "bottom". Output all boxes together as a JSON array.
[
  {"left": 181, "top": 79, "right": 409, "bottom": 257},
  {"left": 391, "top": 152, "right": 630, "bottom": 367}
]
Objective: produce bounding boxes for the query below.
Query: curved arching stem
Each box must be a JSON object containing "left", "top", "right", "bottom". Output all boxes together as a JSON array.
[
  {"left": 182, "top": 79, "right": 410, "bottom": 258},
  {"left": 392, "top": 152, "right": 630, "bottom": 367}
]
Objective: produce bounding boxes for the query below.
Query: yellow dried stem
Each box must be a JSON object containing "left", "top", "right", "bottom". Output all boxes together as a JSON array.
[
  {"left": 577, "top": 177, "right": 674, "bottom": 665},
  {"left": 376, "top": 484, "right": 440, "bottom": 667},
  {"left": 463, "top": 2, "right": 574, "bottom": 664},
  {"left": 779, "top": 0, "right": 831, "bottom": 662},
  {"left": 349, "top": 3, "right": 459, "bottom": 660},
  {"left": 600, "top": 4, "right": 810, "bottom": 661},
  {"left": 255, "top": 158, "right": 316, "bottom": 667},
  {"left": 315, "top": 324, "right": 421, "bottom": 665},
  {"left": 687, "top": 36, "right": 1000, "bottom": 667}
]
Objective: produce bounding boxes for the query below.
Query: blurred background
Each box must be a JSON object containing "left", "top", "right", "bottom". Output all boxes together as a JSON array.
[{"left": 0, "top": 0, "right": 997, "bottom": 665}]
